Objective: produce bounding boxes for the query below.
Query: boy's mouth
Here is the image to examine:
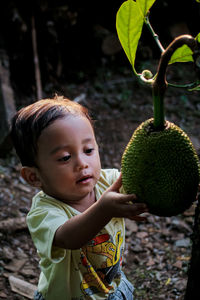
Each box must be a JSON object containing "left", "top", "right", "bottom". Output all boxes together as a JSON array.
[{"left": 76, "top": 175, "right": 92, "bottom": 184}]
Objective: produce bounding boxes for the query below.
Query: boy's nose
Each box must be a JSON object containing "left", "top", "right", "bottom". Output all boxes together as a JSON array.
[{"left": 75, "top": 155, "right": 88, "bottom": 170}]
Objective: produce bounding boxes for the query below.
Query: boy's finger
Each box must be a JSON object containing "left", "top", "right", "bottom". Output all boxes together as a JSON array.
[
  {"left": 126, "top": 202, "right": 148, "bottom": 214},
  {"left": 128, "top": 215, "right": 148, "bottom": 222},
  {"left": 108, "top": 173, "right": 122, "bottom": 192},
  {"left": 119, "top": 193, "right": 137, "bottom": 203}
]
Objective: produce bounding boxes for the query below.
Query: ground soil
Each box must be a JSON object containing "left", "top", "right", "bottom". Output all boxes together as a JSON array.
[{"left": 0, "top": 62, "right": 200, "bottom": 299}]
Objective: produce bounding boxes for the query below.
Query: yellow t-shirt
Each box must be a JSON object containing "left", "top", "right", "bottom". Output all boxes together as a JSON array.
[{"left": 27, "top": 169, "right": 125, "bottom": 300}]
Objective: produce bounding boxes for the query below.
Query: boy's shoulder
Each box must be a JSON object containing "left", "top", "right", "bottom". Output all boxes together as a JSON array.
[
  {"left": 100, "top": 168, "right": 120, "bottom": 184},
  {"left": 31, "top": 191, "right": 58, "bottom": 207},
  {"left": 95, "top": 169, "right": 120, "bottom": 199},
  {"left": 27, "top": 191, "right": 76, "bottom": 224},
  {"left": 30, "top": 191, "right": 69, "bottom": 213},
  {"left": 98, "top": 168, "right": 125, "bottom": 195}
]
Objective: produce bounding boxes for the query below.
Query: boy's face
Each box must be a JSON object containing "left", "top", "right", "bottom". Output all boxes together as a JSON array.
[{"left": 34, "top": 115, "right": 101, "bottom": 205}]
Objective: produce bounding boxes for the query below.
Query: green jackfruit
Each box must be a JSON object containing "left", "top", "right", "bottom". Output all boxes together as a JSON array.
[
  {"left": 120, "top": 33, "right": 200, "bottom": 217},
  {"left": 121, "top": 118, "right": 200, "bottom": 216}
]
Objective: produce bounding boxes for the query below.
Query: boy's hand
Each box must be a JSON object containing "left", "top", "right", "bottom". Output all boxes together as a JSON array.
[{"left": 99, "top": 174, "right": 148, "bottom": 221}]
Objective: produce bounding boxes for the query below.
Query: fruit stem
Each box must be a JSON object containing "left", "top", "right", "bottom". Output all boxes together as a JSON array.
[{"left": 153, "top": 35, "right": 197, "bottom": 130}]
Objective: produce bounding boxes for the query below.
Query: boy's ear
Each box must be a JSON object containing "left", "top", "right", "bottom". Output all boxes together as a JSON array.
[{"left": 20, "top": 167, "right": 42, "bottom": 187}]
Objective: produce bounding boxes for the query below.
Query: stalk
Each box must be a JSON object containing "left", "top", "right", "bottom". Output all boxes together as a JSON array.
[
  {"left": 152, "top": 35, "right": 197, "bottom": 130},
  {"left": 145, "top": 15, "right": 165, "bottom": 54}
]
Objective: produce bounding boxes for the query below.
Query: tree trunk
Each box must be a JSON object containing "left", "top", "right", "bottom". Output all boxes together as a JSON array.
[{"left": 184, "top": 196, "right": 200, "bottom": 299}]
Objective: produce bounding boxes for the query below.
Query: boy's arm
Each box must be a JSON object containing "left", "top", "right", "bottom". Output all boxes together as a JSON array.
[{"left": 54, "top": 175, "right": 148, "bottom": 250}]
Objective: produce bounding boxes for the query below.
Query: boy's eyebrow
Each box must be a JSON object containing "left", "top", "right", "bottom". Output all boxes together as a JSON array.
[{"left": 49, "top": 138, "right": 94, "bottom": 155}]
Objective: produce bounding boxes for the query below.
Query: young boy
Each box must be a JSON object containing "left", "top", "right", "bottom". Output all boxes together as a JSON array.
[{"left": 11, "top": 96, "right": 148, "bottom": 300}]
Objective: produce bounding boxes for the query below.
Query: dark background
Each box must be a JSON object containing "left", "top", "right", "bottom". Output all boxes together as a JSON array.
[{"left": 0, "top": 0, "right": 199, "bottom": 106}]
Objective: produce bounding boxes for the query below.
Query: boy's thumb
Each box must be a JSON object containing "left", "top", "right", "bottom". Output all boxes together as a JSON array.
[{"left": 109, "top": 173, "right": 122, "bottom": 192}]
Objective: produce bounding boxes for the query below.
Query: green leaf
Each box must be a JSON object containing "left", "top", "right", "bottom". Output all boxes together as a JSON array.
[
  {"left": 196, "top": 32, "right": 200, "bottom": 43},
  {"left": 169, "top": 33, "right": 200, "bottom": 64},
  {"left": 169, "top": 45, "right": 194, "bottom": 64},
  {"left": 188, "top": 82, "right": 200, "bottom": 91},
  {"left": 116, "top": 0, "right": 156, "bottom": 75}
]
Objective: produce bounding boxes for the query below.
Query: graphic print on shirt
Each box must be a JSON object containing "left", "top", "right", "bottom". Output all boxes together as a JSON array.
[{"left": 80, "top": 231, "right": 123, "bottom": 296}]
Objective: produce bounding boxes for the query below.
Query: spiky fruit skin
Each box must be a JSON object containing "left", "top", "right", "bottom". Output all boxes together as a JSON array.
[{"left": 121, "top": 118, "right": 200, "bottom": 216}]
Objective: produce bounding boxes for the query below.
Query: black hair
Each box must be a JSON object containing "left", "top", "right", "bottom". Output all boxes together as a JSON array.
[{"left": 11, "top": 95, "right": 93, "bottom": 166}]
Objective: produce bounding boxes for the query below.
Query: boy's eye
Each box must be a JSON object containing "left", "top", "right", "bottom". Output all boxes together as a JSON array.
[
  {"left": 58, "top": 155, "right": 71, "bottom": 162},
  {"left": 85, "top": 148, "right": 94, "bottom": 154}
]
